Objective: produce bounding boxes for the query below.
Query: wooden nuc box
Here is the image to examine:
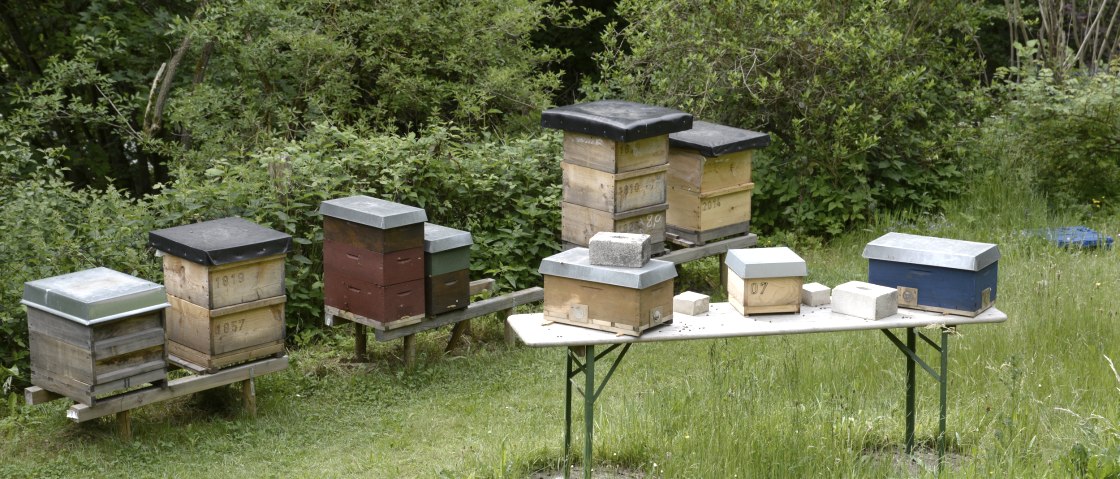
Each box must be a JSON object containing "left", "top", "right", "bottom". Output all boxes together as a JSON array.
[
  {"left": 149, "top": 217, "right": 291, "bottom": 371},
  {"left": 862, "top": 232, "right": 1000, "bottom": 317},
  {"left": 542, "top": 100, "right": 693, "bottom": 254},
  {"left": 667, "top": 121, "right": 770, "bottom": 245},
  {"left": 22, "top": 267, "right": 170, "bottom": 405},
  {"left": 725, "top": 247, "right": 807, "bottom": 315},
  {"left": 539, "top": 248, "right": 676, "bottom": 336},
  {"left": 423, "top": 223, "right": 473, "bottom": 314},
  {"left": 320, "top": 195, "right": 427, "bottom": 329}
]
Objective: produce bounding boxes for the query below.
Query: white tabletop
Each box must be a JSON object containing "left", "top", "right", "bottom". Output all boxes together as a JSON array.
[{"left": 509, "top": 303, "right": 1007, "bottom": 348}]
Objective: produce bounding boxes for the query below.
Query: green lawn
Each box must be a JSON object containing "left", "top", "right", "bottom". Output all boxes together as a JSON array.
[{"left": 2, "top": 175, "right": 1118, "bottom": 478}]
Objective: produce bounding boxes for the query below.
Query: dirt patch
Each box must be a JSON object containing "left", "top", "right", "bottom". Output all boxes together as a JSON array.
[{"left": 529, "top": 465, "right": 649, "bottom": 479}]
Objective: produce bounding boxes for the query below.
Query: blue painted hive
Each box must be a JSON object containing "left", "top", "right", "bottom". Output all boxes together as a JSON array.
[{"left": 862, "top": 233, "right": 1000, "bottom": 317}]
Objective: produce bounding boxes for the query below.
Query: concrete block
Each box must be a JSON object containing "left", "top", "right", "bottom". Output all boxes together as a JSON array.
[
  {"left": 801, "top": 282, "right": 831, "bottom": 306},
  {"left": 588, "top": 232, "right": 652, "bottom": 268},
  {"left": 832, "top": 281, "right": 898, "bottom": 320},
  {"left": 673, "top": 291, "right": 710, "bottom": 315}
]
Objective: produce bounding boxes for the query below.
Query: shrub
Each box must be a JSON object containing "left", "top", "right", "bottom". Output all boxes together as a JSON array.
[
  {"left": 586, "top": 0, "right": 986, "bottom": 236},
  {"left": 982, "top": 56, "right": 1120, "bottom": 215}
]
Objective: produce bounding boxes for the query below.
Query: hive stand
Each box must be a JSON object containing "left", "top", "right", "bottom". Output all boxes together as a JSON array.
[
  {"left": 25, "top": 355, "right": 288, "bottom": 440},
  {"left": 326, "top": 279, "right": 545, "bottom": 367}
]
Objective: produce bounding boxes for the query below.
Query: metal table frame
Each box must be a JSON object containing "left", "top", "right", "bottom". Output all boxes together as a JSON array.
[{"left": 509, "top": 304, "right": 1007, "bottom": 478}]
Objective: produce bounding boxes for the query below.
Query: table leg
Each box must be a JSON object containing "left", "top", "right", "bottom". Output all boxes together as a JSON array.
[
  {"left": 564, "top": 349, "right": 574, "bottom": 478},
  {"left": 938, "top": 328, "right": 949, "bottom": 473},
  {"left": 583, "top": 345, "right": 595, "bottom": 479},
  {"left": 905, "top": 327, "right": 916, "bottom": 455}
]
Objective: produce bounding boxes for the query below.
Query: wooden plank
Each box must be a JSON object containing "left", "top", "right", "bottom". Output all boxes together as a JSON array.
[
  {"left": 324, "top": 305, "right": 424, "bottom": 330},
  {"left": 67, "top": 356, "right": 289, "bottom": 423},
  {"left": 168, "top": 339, "right": 284, "bottom": 372},
  {"left": 562, "top": 162, "right": 668, "bottom": 212},
  {"left": 92, "top": 327, "right": 165, "bottom": 360},
  {"left": 26, "top": 308, "right": 92, "bottom": 348},
  {"left": 667, "top": 148, "right": 752, "bottom": 191},
  {"left": 24, "top": 386, "right": 63, "bottom": 405},
  {"left": 30, "top": 331, "right": 94, "bottom": 387},
  {"left": 562, "top": 132, "right": 669, "bottom": 173},
  {"left": 469, "top": 278, "right": 496, "bottom": 296},
  {"left": 667, "top": 182, "right": 752, "bottom": 232},
  {"left": 163, "top": 253, "right": 286, "bottom": 309},
  {"left": 166, "top": 294, "right": 285, "bottom": 356},
  {"left": 543, "top": 276, "right": 673, "bottom": 332},
  {"left": 31, "top": 371, "right": 94, "bottom": 406},
  {"left": 561, "top": 201, "right": 667, "bottom": 246},
  {"left": 91, "top": 368, "right": 167, "bottom": 396},
  {"left": 666, "top": 222, "right": 750, "bottom": 247},
  {"left": 374, "top": 287, "right": 544, "bottom": 341},
  {"left": 659, "top": 234, "right": 757, "bottom": 264}
]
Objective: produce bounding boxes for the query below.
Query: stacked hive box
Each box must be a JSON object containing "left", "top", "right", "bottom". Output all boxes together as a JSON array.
[
  {"left": 725, "top": 247, "right": 807, "bottom": 315},
  {"left": 667, "top": 121, "right": 770, "bottom": 245},
  {"left": 539, "top": 233, "right": 676, "bottom": 336},
  {"left": 149, "top": 217, "right": 291, "bottom": 371},
  {"left": 320, "top": 196, "right": 427, "bottom": 329},
  {"left": 541, "top": 100, "right": 693, "bottom": 254},
  {"left": 22, "top": 267, "right": 170, "bottom": 405},
  {"left": 862, "top": 232, "right": 1000, "bottom": 317},
  {"left": 423, "top": 223, "right": 473, "bottom": 314}
]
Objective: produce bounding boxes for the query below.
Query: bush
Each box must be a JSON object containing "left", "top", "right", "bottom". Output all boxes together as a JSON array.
[
  {"left": 586, "top": 0, "right": 986, "bottom": 236},
  {"left": 981, "top": 57, "right": 1120, "bottom": 215}
]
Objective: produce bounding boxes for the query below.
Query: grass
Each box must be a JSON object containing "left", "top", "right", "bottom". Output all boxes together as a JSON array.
[{"left": 2, "top": 173, "right": 1119, "bottom": 478}]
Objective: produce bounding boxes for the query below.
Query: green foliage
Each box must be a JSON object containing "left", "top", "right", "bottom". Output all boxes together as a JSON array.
[
  {"left": 981, "top": 57, "right": 1120, "bottom": 215},
  {"left": 147, "top": 124, "right": 561, "bottom": 344},
  {"left": 587, "top": 0, "right": 985, "bottom": 236}
]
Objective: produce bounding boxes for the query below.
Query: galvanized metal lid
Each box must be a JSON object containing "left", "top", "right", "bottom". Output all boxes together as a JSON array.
[
  {"left": 22, "top": 267, "right": 169, "bottom": 326},
  {"left": 319, "top": 195, "right": 427, "bottom": 230},
  {"left": 149, "top": 217, "right": 292, "bottom": 266},
  {"left": 424, "top": 223, "right": 473, "bottom": 253},
  {"left": 539, "top": 247, "right": 676, "bottom": 289},
  {"left": 725, "top": 247, "right": 807, "bottom": 279},
  {"left": 669, "top": 121, "right": 771, "bottom": 157},
  {"left": 862, "top": 232, "right": 1000, "bottom": 271},
  {"left": 540, "top": 100, "right": 693, "bottom": 143}
]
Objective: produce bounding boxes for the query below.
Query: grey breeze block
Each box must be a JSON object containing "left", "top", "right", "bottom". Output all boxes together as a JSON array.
[
  {"left": 801, "top": 282, "right": 831, "bottom": 307},
  {"left": 673, "top": 291, "right": 710, "bottom": 316},
  {"left": 588, "top": 232, "right": 652, "bottom": 268},
  {"left": 832, "top": 281, "right": 898, "bottom": 320}
]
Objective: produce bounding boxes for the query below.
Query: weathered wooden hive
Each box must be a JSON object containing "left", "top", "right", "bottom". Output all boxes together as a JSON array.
[
  {"left": 23, "top": 267, "right": 169, "bottom": 405},
  {"left": 541, "top": 100, "right": 693, "bottom": 254},
  {"left": 539, "top": 245, "right": 676, "bottom": 336},
  {"left": 423, "top": 223, "right": 473, "bottom": 314},
  {"left": 149, "top": 217, "right": 291, "bottom": 371},
  {"left": 667, "top": 121, "right": 770, "bottom": 245},
  {"left": 725, "top": 247, "right": 807, "bottom": 315},
  {"left": 320, "top": 195, "right": 427, "bottom": 329},
  {"left": 862, "top": 232, "right": 999, "bottom": 317}
]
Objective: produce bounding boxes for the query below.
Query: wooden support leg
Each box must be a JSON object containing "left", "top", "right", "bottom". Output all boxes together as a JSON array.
[
  {"left": 446, "top": 320, "right": 470, "bottom": 352},
  {"left": 354, "top": 322, "right": 368, "bottom": 362},
  {"left": 117, "top": 410, "right": 132, "bottom": 441},
  {"left": 403, "top": 334, "right": 417, "bottom": 369},
  {"left": 241, "top": 378, "right": 257, "bottom": 417},
  {"left": 501, "top": 308, "right": 515, "bottom": 346},
  {"left": 719, "top": 253, "right": 728, "bottom": 291}
]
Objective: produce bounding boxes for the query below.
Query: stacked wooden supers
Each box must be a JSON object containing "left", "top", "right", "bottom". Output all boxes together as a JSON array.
[
  {"left": 423, "top": 223, "right": 473, "bottom": 314},
  {"left": 667, "top": 121, "right": 770, "bottom": 245},
  {"left": 320, "top": 195, "right": 428, "bottom": 330},
  {"left": 149, "top": 217, "right": 292, "bottom": 372},
  {"left": 541, "top": 100, "right": 693, "bottom": 254},
  {"left": 22, "top": 268, "right": 170, "bottom": 405}
]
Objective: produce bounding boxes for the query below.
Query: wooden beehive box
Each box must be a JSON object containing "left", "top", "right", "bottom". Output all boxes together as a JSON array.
[
  {"left": 862, "top": 232, "right": 999, "bottom": 317},
  {"left": 667, "top": 121, "right": 770, "bottom": 245},
  {"left": 561, "top": 202, "right": 668, "bottom": 254},
  {"left": 543, "top": 100, "right": 692, "bottom": 254},
  {"left": 539, "top": 247, "right": 676, "bottom": 336},
  {"left": 149, "top": 217, "right": 291, "bottom": 371},
  {"left": 319, "top": 195, "right": 427, "bottom": 329},
  {"left": 423, "top": 223, "right": 473, "bottom": 314},
  {"left": 22, "top": 267, "right": 169, "bottom": 405},
  {"left": 725, "top": 247, "right": 807, "bottom": 315}
]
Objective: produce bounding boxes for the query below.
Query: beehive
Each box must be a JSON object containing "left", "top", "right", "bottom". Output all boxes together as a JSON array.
[
  {"left": 22, "top": 267, "right": 169, "bottom": 405},
  {"left": 542, "top": 100, "right": 692, "bottom": 253},
  {"left": 149, "top": 217, "right": 291, "bottom": 371},
  {"left": 667, "top": 121, "right": 770, "bottom": 245},
  {"left": 862, "top": 232, "right": 999, "bottom": 317},
  {"left": 320, "top": 196, "right": 427, "bottom": 329},
  {"left": 539, "top": 247, "right": 676, "bottom": 336},
  {"left": 725, "top": 247, "right": 807, "bottom": 315},
  {"left": 423, "top": 223, "right": 473, "bottom": 314}
]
